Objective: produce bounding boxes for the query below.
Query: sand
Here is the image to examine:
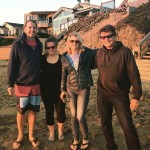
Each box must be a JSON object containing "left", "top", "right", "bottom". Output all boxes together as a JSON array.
[{"left": 0, "top": 60, "right": 150, "bottom": 150}]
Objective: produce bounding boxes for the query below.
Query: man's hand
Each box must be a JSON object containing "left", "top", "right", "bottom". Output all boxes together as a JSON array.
[
  {"left": 130, "top": 99, "right": 140, "bottom": 111},
  {"left": 7, "top": 87, "right": 15, "bottom": 96}
]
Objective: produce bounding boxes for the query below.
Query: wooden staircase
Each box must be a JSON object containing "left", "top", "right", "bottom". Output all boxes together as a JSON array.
[
  {"left": 139, "top": 32, "right": 150, "bottom": 59},
  {"left": 136, "top": 59, "right": 150, "bottom": 81}
]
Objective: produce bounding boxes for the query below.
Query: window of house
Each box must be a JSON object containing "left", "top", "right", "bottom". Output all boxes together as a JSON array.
[
  {"left": 56, "top": 12, "right": 63, "bottom": 19},
  {"left": 63, "top": 11, "right": 72, "bottom": 16},
  {"left": 38, "top": 15, "right": 47, "bottom": 21}
]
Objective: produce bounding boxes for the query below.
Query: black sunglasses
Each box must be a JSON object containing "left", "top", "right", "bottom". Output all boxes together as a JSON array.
[
  {"left": 46, "top": 46, "right": 56, "bottom": 50},
  {"left": 100, "top": 34, "right": 114, "bottom": 40},
  {"left": 70, "top": 40, "right": 80, "bottom": 44}
]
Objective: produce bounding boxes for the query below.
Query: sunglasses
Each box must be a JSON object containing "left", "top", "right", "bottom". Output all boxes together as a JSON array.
[
  {"left": 70, "top": 40, "right": 80, "bottom": 44},
  {"left": 100, "top": 34, "right": 114, "bottom": 40},
  {"left": 46, "top": 46, "right": 56, "bottom": 50}
]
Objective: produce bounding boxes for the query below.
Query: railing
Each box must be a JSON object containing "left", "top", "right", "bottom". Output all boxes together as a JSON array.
[
  {"left": 60, "top": 18, "right": 79, "bottom": 32},
  {"left": 37, "top": 21, "right": 52, "bottom": 28},
  {"left": 139, "top": 32, "right": 150, "bottom": 58}
]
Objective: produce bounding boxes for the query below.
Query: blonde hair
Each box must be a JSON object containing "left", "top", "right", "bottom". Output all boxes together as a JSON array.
[{"left": 66, "top": 32, "right": 84, "bottom": 54}]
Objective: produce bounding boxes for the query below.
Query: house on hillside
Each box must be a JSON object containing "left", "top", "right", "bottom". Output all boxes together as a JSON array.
[
  {"left": 52, "top": 2, "right": 101, "bottom": 35},
  {"left": 120, "top": 0, "right": 149, "bottom": 7},
  {"left": 52, "top": 7, "right": 74, "bottom": 36},
  {"left": 3, "top": 22, "right": 23, "bottom": 36},
  {"left": 0, "top": 26, "right": 8, "bottom": 35},
  {"left": 24, "top": 11, "right": 56, "bottom": 35}
]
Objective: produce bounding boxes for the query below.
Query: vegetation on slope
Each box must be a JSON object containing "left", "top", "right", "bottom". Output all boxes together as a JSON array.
[{"left": 116, "top": 2, "right": 150, "bottom": 34}]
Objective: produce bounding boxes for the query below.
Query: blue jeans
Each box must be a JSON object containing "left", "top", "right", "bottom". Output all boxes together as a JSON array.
[{"left": 67, "top": 87, "right": 90, "bottom": 141}]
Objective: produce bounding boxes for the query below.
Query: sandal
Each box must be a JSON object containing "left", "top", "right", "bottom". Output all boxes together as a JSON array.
[
  {"left": 58, "top": 135, "right": 64, "bottom": 141},
  {"left": 48, "top": 135, "right": 55, "bottom": 141},
  {"left": 80, "top": 141, "right": 90, "bottom": 150},
  {"left": 70, "top": 142, "right": 80, "bottom": 150},
  {"left": 12, "top": 140, "right": 22, "bottom": 149},
  {"left": 29, "top": 138, "right": 40, "bottom": 148}
]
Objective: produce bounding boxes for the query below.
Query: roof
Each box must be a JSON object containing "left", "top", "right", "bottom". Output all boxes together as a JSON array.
[
  {"left": 73, "top": 3, "right": 100, "bottom": 10},
  {"left": 4, "top": 22, "right": 23, "bottom": 28},
  {"left": 0, "top": 25, "right": 8, "bottom": 29},
  {"left": 52, "top": 7, "right": 73, "bottom": 18},
  {"left": 26, "top": 11, "right": 56, "bottom": 15},
  {"left": 52, "top": 3, "right": 100, "bottom": 19}
]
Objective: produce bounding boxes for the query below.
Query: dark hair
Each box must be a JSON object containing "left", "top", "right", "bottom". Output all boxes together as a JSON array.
[
  {"left": 99, "top": 24, "right": 116, "bottom": 36},
  {"left": 44, "top": 35, "right": 58, "bottom": 49},
  {"left": 24, "top": 20, "right": 37, "bottom": 28}
]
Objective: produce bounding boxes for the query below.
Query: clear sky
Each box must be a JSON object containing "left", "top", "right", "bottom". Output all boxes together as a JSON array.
[{"left": 0, "top": 0, "right": 123, "bottom": 25}]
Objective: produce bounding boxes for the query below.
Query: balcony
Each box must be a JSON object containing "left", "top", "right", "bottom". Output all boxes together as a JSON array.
[
  {"left": 60, "top": 18, "right": 78, "bottom": 32},
  {"left": 37, "top": 21, "right": 52, "bottom": 28}
]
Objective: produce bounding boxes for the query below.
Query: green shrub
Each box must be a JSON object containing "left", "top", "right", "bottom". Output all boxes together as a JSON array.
[
  {"left": 37, "top": 32, "right": 49, "bottom": 38},
  {"left": 0, "top": 38, "right": 15, "bottom": 46}
]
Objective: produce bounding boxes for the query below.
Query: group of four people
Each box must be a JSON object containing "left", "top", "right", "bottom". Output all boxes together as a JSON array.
[{"left": 7, "top": 20, "right": 142, "bottom": 150}]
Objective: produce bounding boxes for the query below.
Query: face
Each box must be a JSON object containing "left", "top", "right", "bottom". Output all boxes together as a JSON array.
[
  {"left": 99, "top": 31, "right": 116, "bottom": 49},
  {"left": 68, "top": 35, "right": 80, "bottom": 51},
  {"left": 45, "top": 42, "right": 57, "bottom": 55},
  {"left": 24, "top": 21, "right": 37, "bottom": 39}
]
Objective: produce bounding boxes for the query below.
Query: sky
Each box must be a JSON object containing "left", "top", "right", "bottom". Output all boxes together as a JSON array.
[{"left": 0, "top": 0, "right": 123, "bottom": 25}]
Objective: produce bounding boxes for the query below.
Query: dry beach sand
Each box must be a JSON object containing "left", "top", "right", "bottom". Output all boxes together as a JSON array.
[{"left": 0, "top": 59, "right": 150, "bottom": 150}]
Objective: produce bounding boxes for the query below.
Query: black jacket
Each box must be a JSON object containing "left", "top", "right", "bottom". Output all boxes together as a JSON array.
[
  {"left": 7, "top": 33, "right": 43, "bottom": 87},
  {"left": 96, "top": 41, "right": 142, "bottom": 100},
  {"left": 61, "top": 47, "right": 97, "bottom": 91}
]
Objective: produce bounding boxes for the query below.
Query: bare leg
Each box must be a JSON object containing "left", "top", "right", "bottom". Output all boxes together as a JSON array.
[
  {"left": 58, "top": 122, "right": 64, "bottom": 140},
  {"left": 48, "top": 125, "right": 55, "bottom": 136},
  {"left": 16, "top": 112, "right": 25, "bottom": 141},
  {"left": 28, "top": 110, "right": 36, "bottom": 140},
  {"left": 58, "top": 122, "right": 64, "bottom": 136},
  {"left": 12, "top": 112, "right": 25, "bottom": 149},
  {"left": 48, "top": 125, "right": 55, "bottom": 141}
]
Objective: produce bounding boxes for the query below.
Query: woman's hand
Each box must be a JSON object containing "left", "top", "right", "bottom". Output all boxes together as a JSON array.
[{"left": 60, "top": 91, "right": 70, "bottom": 103}]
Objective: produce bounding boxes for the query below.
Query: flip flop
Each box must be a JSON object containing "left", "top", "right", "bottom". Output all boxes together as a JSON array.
[
  {"left": 29, "top": 138, "right": 40, "bottom": 148},
  {"left": 12, "top": 140, "right": 22, "bottom": 149},
  {"left": 70, "top": 142, "right": 80, "bottom": 150},
  {"left": 58, "top": 135, "right": 64, "bottom": 141},
  {"left": 80, "top": 141, "right": 90, "bottom": 150},
  {"left": 48, "top": 135, "right": 55, "bottom": 141}
]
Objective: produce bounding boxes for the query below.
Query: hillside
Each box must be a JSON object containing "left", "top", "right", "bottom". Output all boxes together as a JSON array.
[{"left": 57, "top": 2, "right": 150, "bottom": 53}]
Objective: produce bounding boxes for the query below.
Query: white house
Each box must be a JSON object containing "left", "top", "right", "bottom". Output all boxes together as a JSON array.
[
  {"left": 0, "top": 26, "right": 8, "bottom": 35},
  {"left": 52, "top": 3, "right": 100, "bottom": 35},
  {"left": 3, "top": 22, "right": 23, "bottom": 36}
]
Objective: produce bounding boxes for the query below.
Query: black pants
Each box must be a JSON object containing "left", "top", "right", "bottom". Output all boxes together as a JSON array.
[
  {"left": 41, "top": 89, "right": 66, "bottom": 126},
  {"left": 97, "top": 90, "right": 141, "bottom": 150}
]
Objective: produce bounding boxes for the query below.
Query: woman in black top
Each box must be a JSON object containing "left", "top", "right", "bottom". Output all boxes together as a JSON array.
[{"left": 40, "top": 36, "right": 66, "bottom": 141}]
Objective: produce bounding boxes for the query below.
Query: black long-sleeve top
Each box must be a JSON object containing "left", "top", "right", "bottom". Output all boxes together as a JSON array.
[{"left": 7, "top": 33, "right": 43, "bottom": 87}]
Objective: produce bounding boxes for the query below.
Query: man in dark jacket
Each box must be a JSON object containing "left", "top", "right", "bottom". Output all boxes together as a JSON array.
[
  {"left": 7, "top": 20, "right": 43, "bottom": 149},
  {"left": 96, "top": 24, "right": 142, "bottom": 150}
]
